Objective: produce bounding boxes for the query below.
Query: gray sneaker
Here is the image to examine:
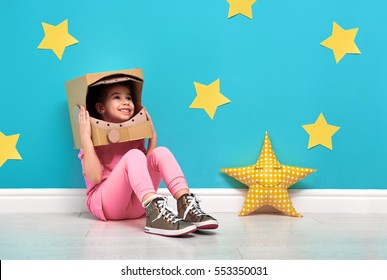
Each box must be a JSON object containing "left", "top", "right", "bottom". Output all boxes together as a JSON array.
[
  {"left": 144, "top": 197, "right": 196, "bottom": 236},
  {"left": 177, "top": 193, "right": 219, "bottom": 229}
]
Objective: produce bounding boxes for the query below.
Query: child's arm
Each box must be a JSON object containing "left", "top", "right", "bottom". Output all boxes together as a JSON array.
[
  {"left": 145, "top": 111, "right": 157, "bottom": 156},
  {"left": 78, "top": 106, "right": 103, "bottom": 184}
]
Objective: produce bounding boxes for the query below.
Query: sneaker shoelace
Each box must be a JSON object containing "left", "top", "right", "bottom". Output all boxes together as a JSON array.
[
  {"left": 153, "top": 198, "right": 183, "bottom": 224},
  {"left": 183, "top": 194, "right": 206, "bottom": 220}
]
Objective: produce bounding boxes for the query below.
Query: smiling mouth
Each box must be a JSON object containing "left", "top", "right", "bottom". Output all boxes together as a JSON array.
[
  {"left": 119, "top": 109, "right": 131, "bottom": 114},
  {"left": 256, "top": 180, "right": 282, "bottom": 187}
]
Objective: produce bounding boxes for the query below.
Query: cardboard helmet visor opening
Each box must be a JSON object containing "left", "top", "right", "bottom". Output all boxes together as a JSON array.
[{"left": 86, "top": 73, "right": 144, "bottom": 119}]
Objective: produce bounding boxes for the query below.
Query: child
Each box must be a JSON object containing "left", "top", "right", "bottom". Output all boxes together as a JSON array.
[{"left": 78, "top": 76, "right": 218, "bottom": 237}]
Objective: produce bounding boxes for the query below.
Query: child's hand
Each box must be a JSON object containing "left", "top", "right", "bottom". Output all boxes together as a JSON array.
[
  {"left": 78, "top": 105, "right": 92, "bottom": 141},
  {"left": 145, "top": 110, "right": 157, "bottom": 140},
  {"left": 145, "top": 110, "right": 157, "bottom": 155}
]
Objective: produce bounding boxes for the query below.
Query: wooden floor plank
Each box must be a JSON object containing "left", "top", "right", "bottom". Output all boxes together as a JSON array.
[{"left": 0, "top": 212, "right": 386, "bottom": 259}]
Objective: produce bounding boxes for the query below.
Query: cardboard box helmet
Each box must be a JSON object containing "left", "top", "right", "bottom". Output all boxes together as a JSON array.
[{"left": 65, "top": 69, "right": 152, "bottom": 149}]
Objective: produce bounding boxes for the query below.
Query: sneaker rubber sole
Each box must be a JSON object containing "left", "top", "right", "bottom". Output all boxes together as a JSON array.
[
  {"left": 144, "top": 225, "right": 197, "bottom": 237},
  {"left": 194, "top": 220, "right": 219, "bottom": 229}
]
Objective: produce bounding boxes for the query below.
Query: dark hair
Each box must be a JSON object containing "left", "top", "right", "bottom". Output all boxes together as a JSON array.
[{"left": 86, "top": 81, "right": 134, "bottom": 119}]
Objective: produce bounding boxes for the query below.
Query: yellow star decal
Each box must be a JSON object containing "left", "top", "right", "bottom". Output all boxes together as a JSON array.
[
  {"left": 302, "top": 113, "right": 340, "bottom": 150},
  {"left": 38, "top": 19, "right": 79, "bottom": 60},
  {"left": 227, "top": 0, "right": 256, "bottom": 19},
  {"left": 189, "top": 79, "right": 231, "bottom": 119},
  {"left": 320, "top": 22, "right": 361, "bottom": 63},
  {"left": 221, "top": 132, "right": 316, "bottom": 217},
  {"left": 0, "top": 132, "right": 22, "bottom": 167}
]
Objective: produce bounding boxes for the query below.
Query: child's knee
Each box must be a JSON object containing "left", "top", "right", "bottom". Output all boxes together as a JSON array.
[
  {"left": 123, "top": 148, "right": 146, "bottom": 161},
  {"left": 152, "top": 146, "right": 171, "bottom": 157}
]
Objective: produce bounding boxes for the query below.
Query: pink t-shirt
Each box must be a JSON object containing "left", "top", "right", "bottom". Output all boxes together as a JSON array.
[{"left": 78, "top": 139, "right": 146, "bottom": 221}]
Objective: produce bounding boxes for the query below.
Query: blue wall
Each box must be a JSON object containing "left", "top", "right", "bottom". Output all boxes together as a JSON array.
[{"left": 0, "top": 0, "right": 386, "bottom": 189}]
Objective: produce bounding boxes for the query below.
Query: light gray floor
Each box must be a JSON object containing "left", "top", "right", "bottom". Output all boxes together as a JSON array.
[{"left": 0, "top": 212, "right": 386, "bottom": 260}]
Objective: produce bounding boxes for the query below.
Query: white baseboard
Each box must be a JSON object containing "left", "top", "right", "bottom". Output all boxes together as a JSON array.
[{"left": 1, "top": 188, "right": 387, "bottom": 214}]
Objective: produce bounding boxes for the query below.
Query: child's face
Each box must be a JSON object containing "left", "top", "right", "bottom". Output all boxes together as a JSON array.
[{"left": 96, "top": 84, "right": 135, "bottom": 123}]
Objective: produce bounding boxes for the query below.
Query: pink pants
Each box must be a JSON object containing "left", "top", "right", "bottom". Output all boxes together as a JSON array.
[{"left": 100, "top": 146, "right": 188, "bottom": 220}]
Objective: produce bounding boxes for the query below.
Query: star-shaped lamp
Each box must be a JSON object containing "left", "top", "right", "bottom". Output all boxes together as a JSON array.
[
  {"left": 0, "top": 132, "right": 22, "bottom": 167},
  {"left": 302, "top": 113, "right": 340, "bottom": 150},
  {"left": 221, "top": 132, "right": 316, "bottom": 217},
  {"left": 227, "top": 0, "right": 256, "bottom": 19},
  {"left": 320, "top": 22, "right": 360, "bottom": 63},
  {"left": 189, "top": 79, "right": 230, "bottom": 119},
  {"left": 38, "top": 19, "right": 79, "bottom": 60}
]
